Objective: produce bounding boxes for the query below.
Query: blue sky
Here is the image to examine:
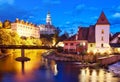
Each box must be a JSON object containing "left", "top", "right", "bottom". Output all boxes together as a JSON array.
[{"left": 0, "top": 0, "right": 120, "bottom": 34}]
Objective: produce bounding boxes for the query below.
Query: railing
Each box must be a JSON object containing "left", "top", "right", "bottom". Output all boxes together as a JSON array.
[{"left": 0, "top": 45, "right": 57, "bottom": 49}]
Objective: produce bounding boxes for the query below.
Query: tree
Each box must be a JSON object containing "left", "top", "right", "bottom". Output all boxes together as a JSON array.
[
  {"left": 3, "top": 20, "right": 11, "bottom": 29},
  {"left": 41, "top": 38, "right": 52, "bottom": 46},
  {"left": 52, "top": 32, "right": 59, "bottom": 46},
  {"left": 0, "top": 21, "right": 3, "bottom": 29},
  {"left": 0, "top": 29, "right": 21, "bottom": 45}
]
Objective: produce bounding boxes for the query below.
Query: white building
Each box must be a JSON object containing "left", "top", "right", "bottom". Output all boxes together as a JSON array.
[
  {"left": 39, "top": 12, "right": 56, "bottom": 35},
  {"left": 11, "top": 18, "right": 40, "bottom": 38},
  {"left": 94, "top": 11, "right": 111, "bottom": 54},
  {"left": 63, "top": 11, "right": 112, "bottom": 54}
]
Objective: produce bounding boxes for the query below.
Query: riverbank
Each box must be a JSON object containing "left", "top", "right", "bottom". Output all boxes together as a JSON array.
[
  {"left": 42, "top": 50, "right": 120, "bottom": 67},
  {"left": 0, "top": 53, "right": 10, "bottom": 59}
]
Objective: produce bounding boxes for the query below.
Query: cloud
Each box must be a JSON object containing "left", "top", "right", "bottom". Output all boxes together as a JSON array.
[
  {"left": 42, "top": 0, "right": 61, "bottom": 5},
  {"left": 0, "top": 0, "right": 14, "bottom": 5},
  {"left": 112, "top": 12, "right": 120, "bottom": 18},
  {"left": 75, "top": 4, "right": 85, "bottom": 11}
]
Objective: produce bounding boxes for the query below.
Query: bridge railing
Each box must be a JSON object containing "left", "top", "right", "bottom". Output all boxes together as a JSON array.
[{"left": 0, "top": 45, "right": 57, "bottom": 49}]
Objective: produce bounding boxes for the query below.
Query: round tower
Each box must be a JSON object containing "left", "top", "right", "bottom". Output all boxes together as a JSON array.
[{"left": 46, "top": 11, "right": 52, "bottom": 25}]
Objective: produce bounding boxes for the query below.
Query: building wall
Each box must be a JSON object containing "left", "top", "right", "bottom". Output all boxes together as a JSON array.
[
  {"left": 39, "top": 25, "right": 55, "bottom": 34},
  {"left": 11, "top": 22, "right": 40, "bottom": 38},
  {"left": 87, "top": 43, "right": 96, "bottom": 53},
  {"left": 95, "top": 25, "right": 110, "bottom": 49},
  {"left": 63, "top": 40, "right": 87, "bottom": 53}
]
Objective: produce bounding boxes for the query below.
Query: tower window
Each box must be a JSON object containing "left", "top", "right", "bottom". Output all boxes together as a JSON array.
[
  {"left": 101, "top": 37, "right": 104, "bottom": 41},
  {"left": 101, "top": 29, "right": 104, "bottom": 34},
  {"left": 101, "top": 44, "right": 104, "bottom": 47},
  {"left": 90, "top": 44, "right": 93, "bottom": 47}
]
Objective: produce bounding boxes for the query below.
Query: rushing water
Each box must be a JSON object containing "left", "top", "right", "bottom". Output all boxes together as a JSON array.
[{"left": 0, "top": 49, "right": 120, "bottom": 82}]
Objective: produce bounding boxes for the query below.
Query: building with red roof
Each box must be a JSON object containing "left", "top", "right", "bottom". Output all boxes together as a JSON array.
[{"left": 63, "top": 11, "right": 112, "bottom": 54}]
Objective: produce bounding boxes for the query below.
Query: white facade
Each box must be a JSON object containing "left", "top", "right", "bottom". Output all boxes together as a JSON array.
[
  {"left": 11, "top": 19, "right": 40, "bottom": 38},
  {"left": 39, "top": 24, "right": 56, "bottom": 34},
  {"left": 38, "top": 12, "right": 56, "bottom": 35},
  {"left": 95, "top": 24, "right": 111, "bottom": 53},
  {"left": 46, "top": 12, "right": 52, "bottom": 25},
  {"left": 95, "top": 25, "right": 110, "bottom": 48}
]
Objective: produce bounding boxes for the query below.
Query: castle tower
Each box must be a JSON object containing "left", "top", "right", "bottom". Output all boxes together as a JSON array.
[
  {"left": 95, "top": 11, "right": 110, "bottom": 53},
  {"left": 46, "top": 11, "right": 52, "bottom": 25}
]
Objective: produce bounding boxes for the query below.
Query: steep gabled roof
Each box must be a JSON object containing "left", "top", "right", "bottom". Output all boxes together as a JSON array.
[
  {"left": 96, "top": 11, "right": 110, "bottom": 25},
  {"left": 88, "top": 25, "right": 95, "bottom": 43},
  {"left": 78, "top": 27, "right": 89, "bottom": 40},
  {"left": 64, "top": 34, "right": 76, "bottom": 41},
  {"left": 64, "top": 25, "right": 95, "bottom": 43},
  {"left": 110, "top": 32, "right": 120, "bottom": 43}
]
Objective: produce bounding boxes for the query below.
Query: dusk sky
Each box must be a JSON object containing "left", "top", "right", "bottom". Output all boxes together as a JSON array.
[{"left": 0, "top": 0, "right": 120, "bottom": 34}]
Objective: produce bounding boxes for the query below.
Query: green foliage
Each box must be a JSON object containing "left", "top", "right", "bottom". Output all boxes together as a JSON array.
[
  {"left": 41, "top": 38, "right": 52, "bottom": 46},
  {"left": 3, "top": 20, "right": 11, "bottom": 29},
  {"left": 52, "top": 32, "right": 59, "bottom": 46},
  {"left": 0, "top": 29, "right": 21, "bottom": 45},
  {"left": 0, "top": 21, "right": 3, "bottom": 28}
]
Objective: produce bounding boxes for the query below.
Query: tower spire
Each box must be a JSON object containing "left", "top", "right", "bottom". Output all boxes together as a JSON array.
[
  {"left": 46, "top": 11, "right": 52, "bottom": 25},
  {"left": 96, "top": 11, "right": 110, "bottom": 25}
]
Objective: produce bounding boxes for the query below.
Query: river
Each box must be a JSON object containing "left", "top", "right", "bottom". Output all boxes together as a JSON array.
[{"left": 0, "top": 49, "right": 120, "bottom": 82}]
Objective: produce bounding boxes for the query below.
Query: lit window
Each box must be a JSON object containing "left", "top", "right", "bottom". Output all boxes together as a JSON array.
[{"left": 101, "top": 29, "right": 104, "bottom": 34}]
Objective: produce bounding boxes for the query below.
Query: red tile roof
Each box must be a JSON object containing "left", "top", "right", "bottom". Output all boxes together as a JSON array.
[
  {"left": 110, "top": 32, "right": 120, "bottom": 42},
  {"left": 96, "top": 11, "right": 110, "bottom": 25},
  {"left": 64, "top": 25, "right": 95, "bottom": 43}
]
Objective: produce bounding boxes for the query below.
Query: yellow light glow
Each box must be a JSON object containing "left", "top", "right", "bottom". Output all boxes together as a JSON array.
[{"left": 91, "top": 70, "right": 97, "bottom": 82}]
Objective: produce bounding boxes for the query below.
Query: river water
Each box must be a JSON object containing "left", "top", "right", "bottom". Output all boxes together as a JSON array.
[{"left": 0, "top": 49, "right": 120, "bottom": 82}]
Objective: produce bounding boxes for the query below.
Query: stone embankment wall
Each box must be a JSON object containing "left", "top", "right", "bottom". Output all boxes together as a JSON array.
[{"left": 98, "top": 55, "right": 120, "bottom": 66}]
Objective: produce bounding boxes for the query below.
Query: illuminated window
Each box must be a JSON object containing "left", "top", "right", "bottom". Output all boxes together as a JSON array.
[{"left": 101, "top": 29, "right": 104, "bottom": 34}]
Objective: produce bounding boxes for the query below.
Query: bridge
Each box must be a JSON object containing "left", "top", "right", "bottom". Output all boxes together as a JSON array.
[
  {"left": 0, "top": 45, "right": 57, "bottom": 62},
  {"left": 0, "top": 45, "right": 57, "bottom": 49}
]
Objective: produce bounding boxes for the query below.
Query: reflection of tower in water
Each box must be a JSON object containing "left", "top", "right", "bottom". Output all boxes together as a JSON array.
[
  {"left": 79, "top": 68, "right": 113, "bottom": 82},
  {"left": 47, "top": 60, "right": 58, "bottom": 76}
]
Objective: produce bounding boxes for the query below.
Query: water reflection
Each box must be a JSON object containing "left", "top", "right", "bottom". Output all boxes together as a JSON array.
[
  {"left": 79, "top": 68, "right": 119, "bottom": 82},
  {"left": 0, "top": 49, "right": 120, "bottom": 82}
]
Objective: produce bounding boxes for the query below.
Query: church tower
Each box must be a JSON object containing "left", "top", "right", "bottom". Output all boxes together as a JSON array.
[
  {"left": 46, "top": 11, "right": 52, "bottom": 25},
  {"left": 95, "top": 11, "right": 110, "bottom": 53}
]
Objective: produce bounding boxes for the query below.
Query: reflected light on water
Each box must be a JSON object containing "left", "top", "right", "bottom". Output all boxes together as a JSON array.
[
  {"left": 53, "top": 64, "right": 58, "bottom": 76},
  {"left": 91, "top": 70, "right": 97, "bottom": 82},
  {"left": 106, "top": 72, "right": 112, "bottom": 82},
  {"left": 98, "top": 69, "right": 105, "bottom": 82},
  {"left": 86, "top": 68, "right": 90, "bottom": 82},
  {"left": 12, "top": 49, "right": 46, "bottom": 82},
  {"left": 79, "top": 69, "right": 86, "bottom": 82}
]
